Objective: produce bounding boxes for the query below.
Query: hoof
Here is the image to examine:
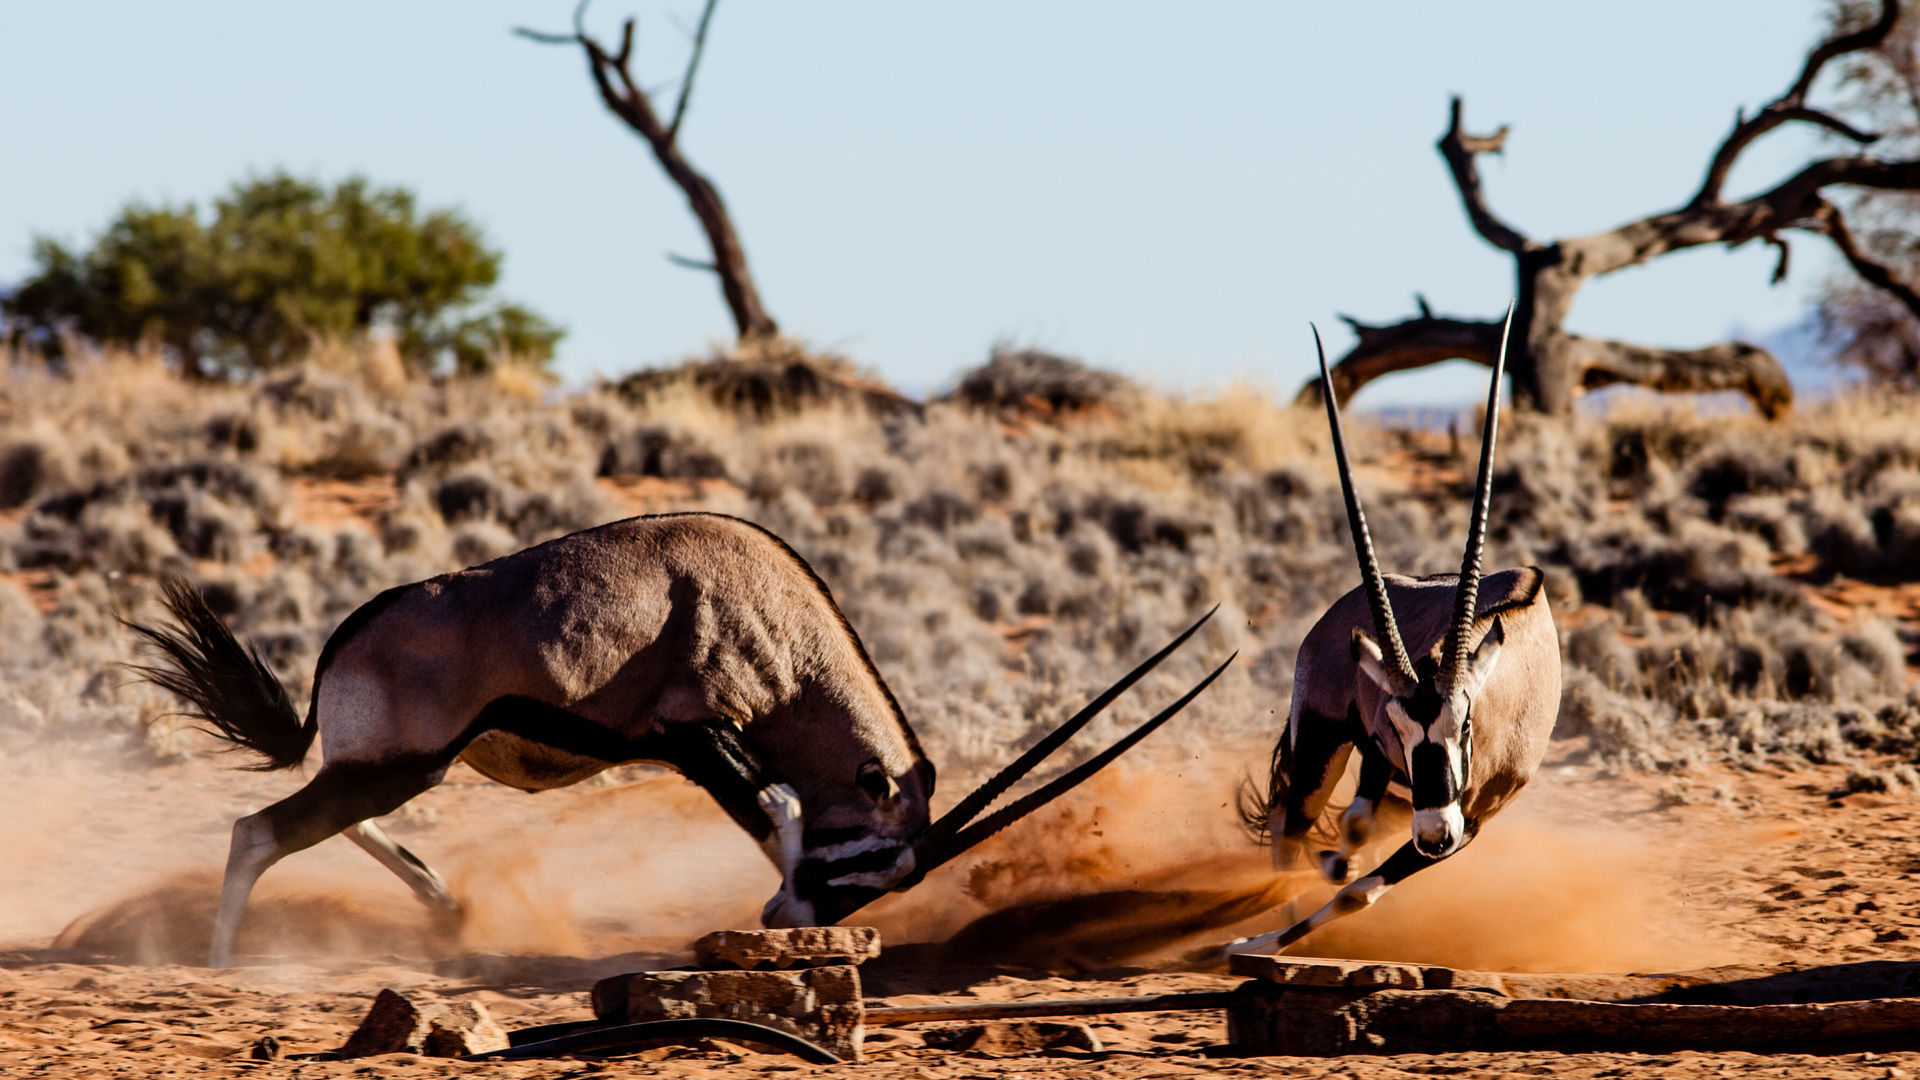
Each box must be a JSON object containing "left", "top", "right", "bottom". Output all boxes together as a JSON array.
[{"left": 1316, "top": 850, "right": 1349, "bottom": 884}]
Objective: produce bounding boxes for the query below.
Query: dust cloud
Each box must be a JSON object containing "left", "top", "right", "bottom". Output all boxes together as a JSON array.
[{"left": 12, "top": 748, "right": 1765, "bottom": 976}]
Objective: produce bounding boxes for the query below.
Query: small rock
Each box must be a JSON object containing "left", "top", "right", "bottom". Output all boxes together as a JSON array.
[
  {"left": 693, "top": 926, "right": 882, "bottom": 970},
  {"left": 921, "top": 1021, "right": 1102, "bottom": 1056},
  {"left": 335, "top": 988, "right": 509, "bottom": 1059},
  {"left": 593, "top": 965, "right": 864, "bottom": 1061},
  {"left": 249, "top": 1035, "right": 281, "bottom": 1061}
]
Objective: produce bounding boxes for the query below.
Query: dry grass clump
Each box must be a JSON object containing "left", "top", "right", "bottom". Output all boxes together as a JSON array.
[
  {"left": 946, "top": 345, "right": 1134, "bottom": 416},
  {"left": 2, "top": 344, "right": 1917, "bottom": 798},
  {"left": 611, "top": 337, "right": 920, "bottom": 421}
]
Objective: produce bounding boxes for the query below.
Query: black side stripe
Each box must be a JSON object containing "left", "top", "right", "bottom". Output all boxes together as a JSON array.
[{"left": 454, "top": 695, "right": 775, "bottom": 842}]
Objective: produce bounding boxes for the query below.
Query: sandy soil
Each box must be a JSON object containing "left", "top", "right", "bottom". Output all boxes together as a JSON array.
[{"left": 8, "top": 737, "right": 1920, "bottom": 1078}]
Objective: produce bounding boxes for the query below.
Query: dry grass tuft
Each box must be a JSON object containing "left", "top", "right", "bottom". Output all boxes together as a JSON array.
[{"left": 2, "top": 344, "right": 1917, "bottom": 799}]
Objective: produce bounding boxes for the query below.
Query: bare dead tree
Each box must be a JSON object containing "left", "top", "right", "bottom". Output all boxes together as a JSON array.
[
  {"left": 1818, "top": 0, "right": 1920, "bottom": 388},
  {"left": 519, "top": 0, "right": 778, "bottom": 343},
  {"left": 1301, "top": 0, "right": 1920, "bottom": 419}
]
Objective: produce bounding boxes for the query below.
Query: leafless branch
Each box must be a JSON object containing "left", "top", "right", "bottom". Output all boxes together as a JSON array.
[
  {"left": 523, "top": 0, "right": 777, "bottom": 341},
  {"left": 667, "top": 0, "right": 720, "bottom": 146},
  {"left": 1568, "top": 337, "right": 1793, "bottom": 419},
  {"left": 1764, "top": 233, "right": 1791, "bottom": 285},
  {"left": 1815, "top": 199, "right": 1920, "bottom": 325},
  {"left": 1690, "top": 0, "right": 1897, "bottom": 206},
  {"left": 1790, "top": 0, "right": 1901, "bottom": 102},
  {"left": 1436, "top": 96, "right": 1532, "bottom": 255},
  {"left": 513, "top": 27, "right": 579, "bottom": 45},
  {"left": 667, "top": 251, "right": 719, "bottom": 272},
  {"left": 1292, "top": 311, "right": 1506, "bottom": 407}
]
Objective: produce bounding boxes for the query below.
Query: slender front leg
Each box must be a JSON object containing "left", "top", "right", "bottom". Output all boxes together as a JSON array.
[
  {"left": 1273, "top": 707, "right": 1354, "bottom": 870},
  {"left": 618, "top": 718, "right": 814, "bottom": 926},
  {"left": 1228, "top": 839, "right": 1448, "bottom": 957},
  {"left": 1317, "top": 746, "right": 1395, "bottom": 884}
]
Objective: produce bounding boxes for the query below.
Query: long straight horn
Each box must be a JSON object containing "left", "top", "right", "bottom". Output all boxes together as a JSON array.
[
  {"left": 1442, "top": 301, "right": 1515, "bottom": 687},
  {"left": 916, "top": 651, "right": 1237, "bottom": 875},
  {"left": 914, "top": 606, "right": 1218, "bottom": 856},
  {"left": 1315, "top": 325, "right": 1415, "bottom": 689}
]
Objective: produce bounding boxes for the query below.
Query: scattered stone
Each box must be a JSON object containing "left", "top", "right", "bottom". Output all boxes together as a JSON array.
[
  {"left": 249, "top": 1035, "right": 280, "bottom": 1061},
  {"left": 593, "top": 965, "right": 864, "bottom": 1062},
  {"left": 693, "top": 927, "right": 881, "bottom": 970},
  {"left": 1229, "top": 953, "right": 1445, "bottom": 990},
  {"left": 920, "top": 1021, "right": 1102, "bottom": 1055},
  {"left": 335, "top": 988, "right": 510, "bottom": 1059}
]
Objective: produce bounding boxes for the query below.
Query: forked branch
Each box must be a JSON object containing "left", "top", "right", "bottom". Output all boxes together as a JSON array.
[
  {"left": 1293, "top": 310, "right": 1503, "bottom": 407},
  {"left": 1814, "top": 200, "right": 1920, "bottom": 326},
  {"left": 517, "top": 0, "right": 778, "bottom": 342},
  {"left": 1437, "top": 96, "right": 1532, "bottom": 255},
  {"left": 1690, "top": 2, "right": 1896, "bottom": 207}
]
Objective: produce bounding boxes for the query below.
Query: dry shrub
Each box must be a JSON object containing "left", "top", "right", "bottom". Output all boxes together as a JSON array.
[
  {"left": 3, "top": 342, "right": 1918, "bottom": 797},
  {"left": 947, "top": 345, "right": 1132, "bottom": 415},
  {"left": 612, "top": 337, "right": 919, "bottom": 420}
]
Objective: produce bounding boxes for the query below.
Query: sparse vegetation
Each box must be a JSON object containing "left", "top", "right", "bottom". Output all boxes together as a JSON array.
[
  {"left": 0, "top": 343, "right": 1915, "bottom": 795},
  {"left": 1, "top": 173, "right": 562, "bottom": 377}
]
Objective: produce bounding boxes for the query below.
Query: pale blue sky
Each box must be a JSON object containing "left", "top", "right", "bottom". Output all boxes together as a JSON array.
[{"left": 1, "top": 2, "right": 1846, "bottom": 403}]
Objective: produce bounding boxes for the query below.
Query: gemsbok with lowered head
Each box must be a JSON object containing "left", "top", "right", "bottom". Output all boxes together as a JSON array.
[
  {"left": 1228, "top": 308, "right": 1560, "bottom": 955},
  {"left": 130, "top": 511, "right": 1232, "bottom": 967}
]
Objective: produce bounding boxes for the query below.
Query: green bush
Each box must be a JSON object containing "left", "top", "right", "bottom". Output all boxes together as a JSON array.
[{"left": 2, "top": 172, "right": 561, "bottom": 376}]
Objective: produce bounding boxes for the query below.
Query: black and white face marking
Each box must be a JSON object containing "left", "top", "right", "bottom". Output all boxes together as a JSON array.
[
  {"left": 758, "top": 757, "right": 933, "bottom": 928},
  {"left": 1353, "top": 619, "right": 1506, "bottom": 859}
]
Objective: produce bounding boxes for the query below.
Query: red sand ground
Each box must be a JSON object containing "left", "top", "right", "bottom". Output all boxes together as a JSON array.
[{"left": 7, "top": 741, "right": 1920, "bottom": 1078}]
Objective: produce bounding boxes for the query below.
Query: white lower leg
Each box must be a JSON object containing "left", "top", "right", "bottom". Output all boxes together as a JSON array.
[
  {"left": 346, "top": 821, "right": 460, "bottom": 914},
  {"left": 1317, "top": 796, "right": 1377, "bottom": 883},
  {"left": 1224, "top": 871, "right": 1393, "bottom": 956},
  {"left": 209, "top": 814, "right": 281, "bottom": 969},
  {"left": 756, "top": 784, "right": 814, "bottom": 927}
]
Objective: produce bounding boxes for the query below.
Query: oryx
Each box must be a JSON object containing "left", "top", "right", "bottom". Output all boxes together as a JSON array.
[
  {"left": 1229, "top": 309, "right": 1560, "bottom": 955},
  {"left": 130, "top": 511, "right": 1232, "bottom": 967}
]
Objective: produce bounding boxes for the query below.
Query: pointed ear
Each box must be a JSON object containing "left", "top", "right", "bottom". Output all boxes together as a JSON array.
[
  {"left": 1463, "top": 616, "right": 1506, "bottom": 691},
  {"left": 1350, "top": 627, "right": 1397, "bottom": 694}
]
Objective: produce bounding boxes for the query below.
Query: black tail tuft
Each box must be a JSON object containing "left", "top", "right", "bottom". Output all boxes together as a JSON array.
[
  {"left": 1236, "top": 736, "right": 1287, "bottom": 845},
  {"left": 124, "top": 574, "right": 313, "bottom": 771},
  {"left": 1236, "top": 730, "right": 1340, "bottom": 851}
]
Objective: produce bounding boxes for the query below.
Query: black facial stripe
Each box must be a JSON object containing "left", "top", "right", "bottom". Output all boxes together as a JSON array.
[
  {"left": 817, "top": 848, "right": 905, "bottom": 875},
  {"left": 793, "top": 847, "right": 905, "bottom": 895},
  {"left": 801, "top": 826, "right": 870, "bottom": 848},
  {"left": 1409, "top": 741, "right": 1457, "bottom": 810},
  {"left": 1402, "top": 683, "right": 1443, "bottom": 726}
]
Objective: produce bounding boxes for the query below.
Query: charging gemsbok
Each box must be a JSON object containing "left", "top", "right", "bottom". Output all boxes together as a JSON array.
[
  {"left": 1230, "top": 308, "right": 1559, "bottom": 955},
  {"left": 130, "top": 511, "right": 1232, "bottom": 967}
]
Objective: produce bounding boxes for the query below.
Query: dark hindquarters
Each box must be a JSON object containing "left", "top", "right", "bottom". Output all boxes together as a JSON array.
[{"left": 124, "top": 574, "right": 313, "bottom": 770}]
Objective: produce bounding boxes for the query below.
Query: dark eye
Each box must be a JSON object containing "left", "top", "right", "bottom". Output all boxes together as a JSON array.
[{"left": 856, "top": 759, "right": 898, "bottom": 803}]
